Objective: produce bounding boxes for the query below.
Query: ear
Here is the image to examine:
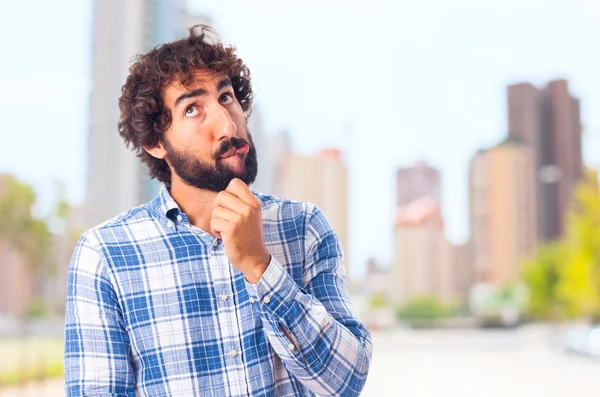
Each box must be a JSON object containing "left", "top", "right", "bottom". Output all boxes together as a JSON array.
[{"left": 143, "top": 142, "right": 167, "bottom": 160}]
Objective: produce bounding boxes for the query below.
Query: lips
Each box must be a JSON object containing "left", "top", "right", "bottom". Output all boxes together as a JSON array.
[
  {"left": 235, "top": 144, "right": 250, "bottom": 155},
  {"left": 220, "top": 143, "right": 249, "bottom": 159}
]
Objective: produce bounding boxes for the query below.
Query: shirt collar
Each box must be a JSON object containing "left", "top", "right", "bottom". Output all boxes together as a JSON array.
[
  {"left": 150, "top": 184, "right": 180, "bottom": 220},
  {"left": 148, "top": 185, "right": 213, "bottom": 244}
]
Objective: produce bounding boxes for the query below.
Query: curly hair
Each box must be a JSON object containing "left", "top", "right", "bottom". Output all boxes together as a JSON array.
[{"left": 118, "top": 25, "right": 254, "bottom": 184}]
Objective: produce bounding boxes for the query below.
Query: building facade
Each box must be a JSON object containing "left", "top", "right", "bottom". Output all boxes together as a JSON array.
[
  {"left": 396, "top": 161, "right": 441, "bottom": 207},
  {"left": 507, "top": 79, "right": 582, "bottom": 241},
  {"left": 469, "top": 139, "right": 537, "bottom": 286}
]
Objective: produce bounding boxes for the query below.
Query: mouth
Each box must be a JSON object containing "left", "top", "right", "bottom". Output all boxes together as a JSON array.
[{"left": 219, "top": 143, "right": 250, "bottom": 159}]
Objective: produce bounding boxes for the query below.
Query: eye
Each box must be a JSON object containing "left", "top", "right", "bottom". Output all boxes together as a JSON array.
[
  {"left": 185, "top": 105, "right": 200, "bottom": 117},
  {"left": 220, "top": 92, "right": 234, "bottom": 105}
]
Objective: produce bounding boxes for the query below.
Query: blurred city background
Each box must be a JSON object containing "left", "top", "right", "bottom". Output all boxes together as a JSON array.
[{"left": 1, "top": 0, "right": 600, "bottom": 396}]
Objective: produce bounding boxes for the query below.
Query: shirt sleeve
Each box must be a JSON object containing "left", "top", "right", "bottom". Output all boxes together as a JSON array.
[
  {"left": 245, "top": 206, "right": 373, "bottom": 397},
  {"left": 64, "top": 235, "right": 135, "bottom": 397}
]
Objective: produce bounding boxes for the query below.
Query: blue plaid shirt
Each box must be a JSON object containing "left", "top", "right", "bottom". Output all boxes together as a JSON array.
[{"left": 64, "top": 186, "right": 372, "bottom": 396}]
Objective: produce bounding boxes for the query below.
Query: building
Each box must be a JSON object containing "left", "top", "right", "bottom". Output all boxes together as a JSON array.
[
  {"left": 450, "top": 242, "right": 472, "bottom": 302},
  {"left": 389, "top": 198, "right": 449, "bottom": 304},
  {"left": 469, "top": 138, "right": 537, "bottom": 287},
  {"left": 86, "top": 0, "right": 208, "bottom": 227},
  {"left": 507, "top": 79, "right": 582, "bottom": 241},
  {"left": 248, "top": 108, "right": 292, "bottom": 194},
  {"left": 396, "top": 161, "right": 441, "bottom": 207},
  {"left": 362, "top": 257, "right": 390, "bottom": 296},
  {"left": 276, "top": 149, "right": 350, "bottom": 282},
  {"left": 0, "top": 240, "right": 33, "bottom": 317}
]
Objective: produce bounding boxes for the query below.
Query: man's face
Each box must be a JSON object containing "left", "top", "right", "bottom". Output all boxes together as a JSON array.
[{"left": 153, "top": 70, "right": 258, "bottom": 192}]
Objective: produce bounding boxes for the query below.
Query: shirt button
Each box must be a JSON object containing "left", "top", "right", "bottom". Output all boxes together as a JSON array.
[
  {"left": 220, "top": 294, "right": 228, "bottom": 301},
  {"left": 230, "top": 349, "right": 238, "bottom": 357},
  {"left": 176, "top": 214, "right": 183, "bottom": 222},
  {"left": 212, "top": 239, "right": 219, "bottom": 247},
  {"left": 263, "top": 295, "right": 271, "bottom": 304},
  {"left": 249, "top": 297, "right": 255, "bottom": 304},
  {"left": 166, "top": 221, "right": 174, "bottom": 228},
  {"left": 288, "top": 343, "right": 296, "bottom": 351}
]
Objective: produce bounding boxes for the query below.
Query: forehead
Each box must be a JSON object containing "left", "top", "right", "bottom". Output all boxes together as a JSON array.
[{"left": 163, "top": 70, "right": 228, "bottom": 106}]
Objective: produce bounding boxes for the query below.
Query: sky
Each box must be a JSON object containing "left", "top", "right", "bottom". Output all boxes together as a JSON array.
[{"left": 1, "top": 0, "right": 599, "bottom": 279}]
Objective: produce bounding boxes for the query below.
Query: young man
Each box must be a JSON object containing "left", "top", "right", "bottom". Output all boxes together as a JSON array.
[{"left": 65, "top": 26, "right": 372, "bottom": 397}]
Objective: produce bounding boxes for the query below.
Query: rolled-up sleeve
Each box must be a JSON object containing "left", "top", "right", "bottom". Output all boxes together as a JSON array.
[{"left": 64, "top": 235, "right": 135, "bottom": 397}]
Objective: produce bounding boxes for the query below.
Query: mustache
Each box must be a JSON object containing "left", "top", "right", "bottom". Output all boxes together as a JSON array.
[{"left": 213, "top": 137, "right": 250, "bottom": 160}]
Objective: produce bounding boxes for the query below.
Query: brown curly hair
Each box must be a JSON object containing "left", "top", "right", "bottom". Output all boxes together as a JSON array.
[{"left": 118, "top": 25, "right": 254, "bottom": 184}]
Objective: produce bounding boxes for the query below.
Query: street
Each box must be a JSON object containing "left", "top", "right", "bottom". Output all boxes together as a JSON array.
[
  {"left": 362, "top": 325, "right": 600, "bottom": 396},
  {"left": 3, "top": 325, "right": 599, "bottom": 396}
]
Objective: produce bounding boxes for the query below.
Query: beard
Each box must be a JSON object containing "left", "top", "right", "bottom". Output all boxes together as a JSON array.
[{"left": 163, "top": 133, "right": 258, "bottom": 192}]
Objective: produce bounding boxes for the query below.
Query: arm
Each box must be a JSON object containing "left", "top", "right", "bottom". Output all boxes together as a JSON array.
[
  {"left": 64, "top": 236, "right": 135, "bottom": 397},
  {"left": 246, "top": 206, "right": 373, "bottom": 397}
]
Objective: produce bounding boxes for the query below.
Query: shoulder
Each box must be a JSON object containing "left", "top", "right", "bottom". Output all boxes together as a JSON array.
[
  {"left": 78, "top": 202, "right": 155, "bottom": 248},
  {"left": 252, "top": 190, "right": 332, "bottom": 235},
  {"left": 252, "top": 190, "right": 314, "bottom": 219}
]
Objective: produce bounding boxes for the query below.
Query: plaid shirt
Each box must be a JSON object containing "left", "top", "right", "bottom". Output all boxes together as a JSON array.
[{"left": 64, "top": 186, "right": 372, "bottom": 396}]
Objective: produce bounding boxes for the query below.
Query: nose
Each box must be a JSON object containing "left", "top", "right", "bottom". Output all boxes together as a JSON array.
[{"left": 210, "top": 102, "right": 237, "bottom": 142}]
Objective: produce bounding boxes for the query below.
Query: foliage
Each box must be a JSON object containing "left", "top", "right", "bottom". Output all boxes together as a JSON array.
[
  {"left": 0, "top": 337, "right": 63, "bottom": 385},
  {"left": 556, "top": 170, "right": 600, "bottom": 319},
  {"left": 25, "top": 299, "right": 51, "bottom": 319},
  {"left": 0, "top": 175, "right": 75, "bottom": 318},
  {"left": 0, "top": 176, "right": 51, "bottom": 272},
  {"left": 523, "top": 243, "right": 565, "bottom": 319},
  {"left": 368, "top": 293, "right": 388, "bottom": 309},
  {"left": 397, "top": 296, "right": 450, "bottom": 321},
  {"left": 523, "top": 170, "right": 600, "bottom": 320}
]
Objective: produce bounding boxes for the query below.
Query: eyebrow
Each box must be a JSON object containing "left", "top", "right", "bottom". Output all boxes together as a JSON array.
[{"left": 173, "top": 78, "right": 233, "bottom": 108}]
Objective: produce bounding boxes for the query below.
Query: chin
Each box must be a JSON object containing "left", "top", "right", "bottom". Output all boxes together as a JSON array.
[{"left": 221, "top": 156, "right": 246, "bottom": 172}]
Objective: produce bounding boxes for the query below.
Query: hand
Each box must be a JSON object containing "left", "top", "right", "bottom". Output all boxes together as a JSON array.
[{"left": 210, "top": 178, "right": 271, "bottom": 284}]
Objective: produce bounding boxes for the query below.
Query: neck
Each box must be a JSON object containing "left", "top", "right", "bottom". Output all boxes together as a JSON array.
[{"left": 168, "top": 177, "right": 217, "bottom": 235}]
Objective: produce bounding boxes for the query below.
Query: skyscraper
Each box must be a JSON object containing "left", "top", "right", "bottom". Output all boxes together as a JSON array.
[
  {"left": 396, "top": 161, "right": 441, "bottom": 207},
  {"left": 86, "top": 0, "right": 200, "bottom": 227},
  {"left": 277, "top": 149, "right": 350, "bottom": 282},
  {"left": 507, "top": 79, "right": 582, "bottom": 241},
  {"left": 469, "top": 138, "right": 537, "bottom": 286}
]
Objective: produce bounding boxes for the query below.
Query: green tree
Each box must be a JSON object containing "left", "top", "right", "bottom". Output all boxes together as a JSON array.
[
  {"left": 368, "top": 293, "right": 389, "bottom": 309},
  {"left": 0, "top": 176, "right": 51, "bottom": 272},
  {"left": 523, "top": 242, "right": 566, "bottom": 319},
  {"left": 556, "top": 171, "right": 600, "bottom": 319},
  {"left": 397, "top": 296, "right": 449, "bottom": 322},
  {"left": 524, "top": 170, "right": 600, "bottom": 320}
]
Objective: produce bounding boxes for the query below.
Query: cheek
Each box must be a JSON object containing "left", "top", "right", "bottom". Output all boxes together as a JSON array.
[
  {"left": 231, "top": 111, "right": 248, "bottom": 135},
  {"left": 167, "top": 125, "right": 216, "bottom": 159}
]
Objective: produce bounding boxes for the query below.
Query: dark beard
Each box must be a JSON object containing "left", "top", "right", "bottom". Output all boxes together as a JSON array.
[{"left": 163, "top": 134, "right": 258, "bottom": 192}]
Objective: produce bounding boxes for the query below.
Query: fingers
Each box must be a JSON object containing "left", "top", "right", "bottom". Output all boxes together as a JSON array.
[
  {"left": 212, "top": 205, "right": 241, "bottom": 223},
  {"left": 210, "top": 217, "right": 227, "bottom": 238},
  {"left": 225, "top": 178, "right": 258, "bottom": 207},
  {"left": 213, "top": 190, "right": 254, "bottom": 218}
]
